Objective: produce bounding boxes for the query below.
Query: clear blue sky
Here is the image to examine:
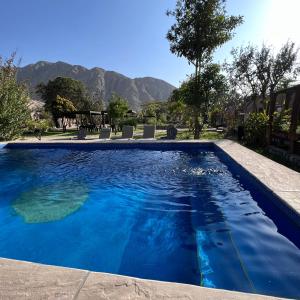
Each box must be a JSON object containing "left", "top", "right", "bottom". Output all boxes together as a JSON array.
[{"left": 1, "top": 0, "right": 299, "bottom": 87}]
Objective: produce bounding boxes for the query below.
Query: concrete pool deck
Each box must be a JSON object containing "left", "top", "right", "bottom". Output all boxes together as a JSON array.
[
  {"left": 0, "top": 258, "right": 283, "bottom": 299},
  {"left": 0, "top": 139, "right": 299, "bottom": 299}
]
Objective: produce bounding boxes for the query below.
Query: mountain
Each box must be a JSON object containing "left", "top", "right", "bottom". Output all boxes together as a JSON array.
[{"left": 17, "top": 61, "right": 176, "bottom": 110}]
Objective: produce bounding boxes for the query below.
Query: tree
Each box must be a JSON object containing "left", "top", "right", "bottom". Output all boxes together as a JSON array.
[
  {"left": 210, "top": 88, "right": 244, "bottom": 129},
  {"left": 53, "top": 95, "right": 76, "bottom": 116},
  {"left": 36, "top": 76, "right": 89, "bottom": 124},
  {"left": 107, "top": 94, "right": 129, "bottom": 126},
  {"left": 193, "top": 64, "right": 227, "bottom": 124},
  {"left": 167, "top": 0, "right": 243, "bottom": 138},
  {"left": 226, "top": 42, "right": 299, "bottom": 111},
  {"left": 226, "top": 42, "right": 299, "bottom": 143},
  {"left": 169, "top": 63, "right": 227, "bottom": 133},
  {"left": 141, "top": 101, "right": 168, "bottom": 125},
  {"left": 225, "top": 45, "right": 260, "bottom": 111},
  {"left": 0, "top": 54, "right": 30, "bottom": 140},
  {"left": 52, "top": 95, "right": 76, "bottom": 131},
  {"left": 89, "top": 89, "right": 104, "bottom": 111}
]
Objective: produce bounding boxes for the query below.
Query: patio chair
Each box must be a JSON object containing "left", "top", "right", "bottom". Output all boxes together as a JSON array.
[
  {"left": 142, "top": 125, "right": 156, "bottom": 139},
  {"left": 77, "top": 127, "right": 87, "bottom": 140},
  {"left": 99, "top": 128, "right": 111, "bottom": 140},
  {"left": 121, "top": 125, "right": 134, "bottom": 139},
  {"left": 166, "top": 125, "right": 177, "bottom": 140}
]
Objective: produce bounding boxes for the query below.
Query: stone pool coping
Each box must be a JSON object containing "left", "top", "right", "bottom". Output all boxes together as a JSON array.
[
  {"left": 215, "top": 140, "right": 300, "bottom": 221},
  {"left": 0, "top": 258, "right": 283, "bottom": 299},
  {"left": 0, "top": 139, "right": 299, "bottom": 299}
]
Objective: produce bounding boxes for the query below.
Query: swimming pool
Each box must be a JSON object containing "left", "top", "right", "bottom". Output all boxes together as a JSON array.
[{"left": 0, "top": 144, "right": 299, "bottom": 298}]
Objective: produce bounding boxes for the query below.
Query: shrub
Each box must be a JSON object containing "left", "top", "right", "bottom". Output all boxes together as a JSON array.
[
  {"left": 273, "top": 109, "right": 291, "bottom": 133},
  {"left": 244, "top": 112, "right": 269, "bottom": 146},
  {"left": 119, "top": 118, "right": 138, "bottom": 129},
  {"left": 26, "top": 119, "right": 51, "bottom": 133},
  {"left": 0, "top": 55, "right": 30, "bottom": 141}
]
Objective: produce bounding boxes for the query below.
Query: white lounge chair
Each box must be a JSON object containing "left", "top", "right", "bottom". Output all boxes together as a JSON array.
[
  {"left": 142, "top": 125, "right": 156, "bottom": 139},
  {"left": 99, "top": 128, "right": 111, "bottom": 140},
  {"left": 121, "top": 125, "right": 134, "bottom": 139}
]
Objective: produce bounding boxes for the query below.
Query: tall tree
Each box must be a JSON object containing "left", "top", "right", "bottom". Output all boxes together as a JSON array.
[
  {"left": 52, "top": 95, "right": 77, "bottom": 131},
  {"left": 36, "top": 77, "right": 89, "bottom": 116},
  {"left": 107, "top": 93, "right": 129, "bottom": 125},
  {"left": 226, "top": 42, "right": 299, "bottom": 112},
  {"left": 169, "top": 64, "right": 227, "bottom": 133},
  {"left": 225, "top": 45, "right": 259, "bottom": 111},
  {"left": 141, "top": 101, "right": 168, "bottom": 124},
  {"left": 167, "top": 0, "right": 243, "bottom": 138},
  {"left": 0, "top": 54, "right": 30, "bottom": 140}
]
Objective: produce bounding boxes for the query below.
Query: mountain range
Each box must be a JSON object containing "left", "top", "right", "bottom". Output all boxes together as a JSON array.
[{"left": 17, "top": 61, "right": 176, "bottom": 110}]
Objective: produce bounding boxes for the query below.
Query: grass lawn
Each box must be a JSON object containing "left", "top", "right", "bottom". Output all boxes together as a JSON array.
[{"left": 22, "top": 127, "right": 225, "bottom": 141}]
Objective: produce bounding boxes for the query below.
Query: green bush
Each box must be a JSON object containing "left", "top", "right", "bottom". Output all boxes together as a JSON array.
[
  {"left": 244, "top": 112, "right": 269, "bottom": 146},
  {"left": 145, "top": 117, "right": 156, "bottom": 125},
  {"left": 0, "top": 55, "right": 30, "bottom": 140},
  {"left": 119, "top": 118, "right": 138, "bottom": 129},
  {"left": 26, "top": 119, "right": 51, "bottom": 133},
  {"left": 273, "top": 109, "right": 291, "bottom": 132}
]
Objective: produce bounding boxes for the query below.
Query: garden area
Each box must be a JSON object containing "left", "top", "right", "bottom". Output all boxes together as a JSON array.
[{"left": 0, "top": 0, "right": 299, "bottom": 171}]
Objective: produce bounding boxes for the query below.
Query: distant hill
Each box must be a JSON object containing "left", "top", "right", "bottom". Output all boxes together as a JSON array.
[{"left": 17, "top": 61, "right": 176, "bottom": 110}]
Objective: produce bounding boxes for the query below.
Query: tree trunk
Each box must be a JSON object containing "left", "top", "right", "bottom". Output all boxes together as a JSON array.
[
  {"left": 193, "top": 59, "right": 200, "bottom": 139},
  {"left": 194, "top": 112, "right": 201, "bottom": 139}
]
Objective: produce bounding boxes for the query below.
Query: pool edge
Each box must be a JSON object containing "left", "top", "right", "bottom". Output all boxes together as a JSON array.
[
  {"left": 1, "top": 139, "right": 299, "bottom": 299},
  {"left": 0, "top": 257, "right": 284, "bottom": 299},
  {"left": 214, "top": 140, "right": 300, "bottom": 226}
]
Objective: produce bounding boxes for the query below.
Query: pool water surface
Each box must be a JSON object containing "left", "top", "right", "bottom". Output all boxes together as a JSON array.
[{"left": 0, "top": 147, "right": 299, "bottom": 298}]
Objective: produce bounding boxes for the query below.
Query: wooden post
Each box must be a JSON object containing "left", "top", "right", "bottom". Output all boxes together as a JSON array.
[{"left": 288, "top": 86, "right": 300, "bottom": 154}]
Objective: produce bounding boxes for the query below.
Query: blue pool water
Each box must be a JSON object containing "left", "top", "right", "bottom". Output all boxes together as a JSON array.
[{"left": 0, "top": 146, "right": 299, "bottom": 298}]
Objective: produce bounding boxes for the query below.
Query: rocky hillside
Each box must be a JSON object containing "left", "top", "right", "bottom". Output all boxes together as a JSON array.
[{"left": 17, "top": 61, "right": 176, "bottom": 110}]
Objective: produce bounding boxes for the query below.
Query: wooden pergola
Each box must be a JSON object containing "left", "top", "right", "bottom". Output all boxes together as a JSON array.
[
  {"left": 267, "top": 84, "right": 300, "bottom": 154},
  {"left": 63, "top": 110, "right": 108, "bottom": 131}
]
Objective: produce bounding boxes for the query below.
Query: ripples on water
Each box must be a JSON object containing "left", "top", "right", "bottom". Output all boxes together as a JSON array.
[{"left": 0, "top": 148, "right": 299, "bottom": 298}]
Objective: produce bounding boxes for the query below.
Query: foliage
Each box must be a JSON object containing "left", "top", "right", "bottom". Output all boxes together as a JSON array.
[
  {"left": 52, "top": 95, "right": 76, "bottom": 117},
  {"left": 169, "top": 64, "right": 227, "bottom": 133},
  {"left": 141, "top": 101, "right": 167, "bottom": 125},
  {"left": 167, "top": 0, "right": 243, "bottom": 67},
  {"left": 210, "top": 88, "right": 245, "bottom": 129},
  {"left": 225, "top": 42, "right": 300, "bottom": 111},
  {"left": 119, "top": 118, "right": 138, "bottom": 129},
  {"left": 26, "top": 119, "right": 51, "bottom": 132},
  {"left": 193, "top": 64, "right": 227, "bottom": 119},
  {"left": 167, "top": 98, "right": 187, "bottom": 125},
  {"left": 244, "top": 112, "right": 269, "bottom": 146},
  {"left": 36, "top": 76, "right": 89, "bottom": 115},
  {"left": 107, "top": 93, "right": 129, "bottom": 123},
  {"left": 167, "top": 0, "right": 242, "bottom": 138},
  {"left": 273, "top": 109, "right": 291, "bottom": 132},
  {"left": 0, "top": 54, "right": 30, "bottom": 140},
  {"left": 88, "top": 90, "right": 104, "bottom": 111},
  {"left": 89, "top": 99, "right": 104, "bottom": 111}
]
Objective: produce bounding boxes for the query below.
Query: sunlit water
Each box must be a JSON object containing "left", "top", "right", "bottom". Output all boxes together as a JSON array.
[{"left": 0, "top": 148, "right": 299, "bottom": 298}]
